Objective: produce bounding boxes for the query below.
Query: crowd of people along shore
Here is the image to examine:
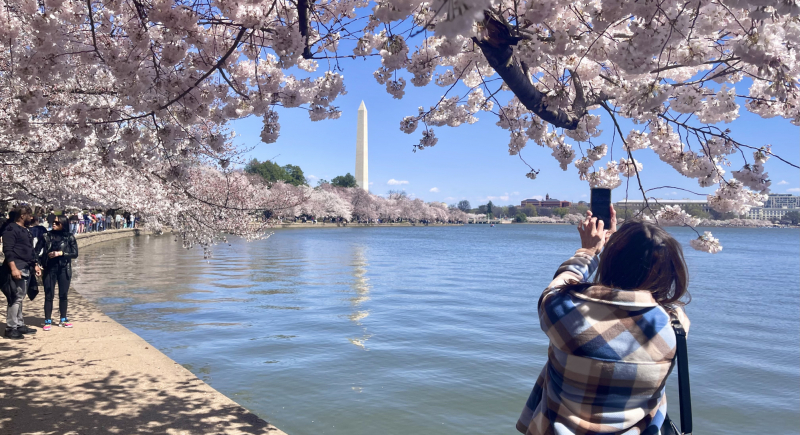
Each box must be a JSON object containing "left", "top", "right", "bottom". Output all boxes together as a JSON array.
[
  {"left": 0, "top": 205, "right": 138, "bottom": 339},
  {"left": 0, "top": 207, "right": 139, "bottom": 235}
]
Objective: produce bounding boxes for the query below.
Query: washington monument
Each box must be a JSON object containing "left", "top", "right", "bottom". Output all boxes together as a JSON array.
[{"left": 356, "top": 101, "right": 368, "bottom": 191}]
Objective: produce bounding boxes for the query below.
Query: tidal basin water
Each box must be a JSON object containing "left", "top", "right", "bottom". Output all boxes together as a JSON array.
[{"left": 73, "top": 225, "right": 799, "bottom": 435}]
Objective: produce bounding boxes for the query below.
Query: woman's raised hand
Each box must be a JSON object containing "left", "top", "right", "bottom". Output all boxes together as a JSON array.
[{"left": 579, "top": 210, "right": 607, "bottom": 255}]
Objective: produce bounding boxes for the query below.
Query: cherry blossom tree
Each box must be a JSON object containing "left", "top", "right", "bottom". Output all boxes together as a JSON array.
[{"left": 1, "top": 0, "right": 797, "bottom": 251}]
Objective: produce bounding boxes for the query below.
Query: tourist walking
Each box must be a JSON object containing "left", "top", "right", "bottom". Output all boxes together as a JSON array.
[
  {"left": 1, "top": 206, "right": 41, "bottom": 339},
  {"left": 516, "top": 207, "right": 690, "bottom": 435},
  {"left": 46, "top": 209, "right": 56, "bottom": 230},
  {"left": 69, "top": 212, "right": 79, "bottom": 235},
  {"left": 39, "top": 216, "right": 79, "bottom": 331}
]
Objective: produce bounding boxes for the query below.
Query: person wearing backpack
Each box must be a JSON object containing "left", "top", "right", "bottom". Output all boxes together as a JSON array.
[{"left": 39, "top": 216, "right": 79, "bottom": 331}]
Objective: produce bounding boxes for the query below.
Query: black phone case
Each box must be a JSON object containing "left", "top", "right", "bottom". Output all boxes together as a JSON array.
[{"left": 591, "top": 189, "right": 611, "bottom": 228}]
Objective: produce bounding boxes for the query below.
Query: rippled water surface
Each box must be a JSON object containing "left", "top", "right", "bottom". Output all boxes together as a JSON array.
[{"left": 73, "top": 225, "right": 800, "bottom": 435}]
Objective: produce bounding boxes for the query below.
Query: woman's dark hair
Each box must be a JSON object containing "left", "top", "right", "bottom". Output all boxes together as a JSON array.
[
  {"left": 53, "top": 215, "right": 70, "bottom": 233},
  {"left": 562, "top": 219, "right": 690, "bottom": 305}
]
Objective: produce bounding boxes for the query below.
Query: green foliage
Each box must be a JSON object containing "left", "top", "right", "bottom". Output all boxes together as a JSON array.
[
  {"left": 497, "top": 206, "right": 509, "bottom": 218},
  {"left": 244, "top": 159, "right": 307, "bottom": 186},
  {"left": 538, "top": 207, "right": 553, "bottom": 217},
  {"left": 710, "top": 208, "right": 738, "bottom": 220},
  {"left": 316, "top": 179, "right": 330, "bottom": 187},
  {"left": 486, "top": 201, "right": 494, "bottom": 215},
  {"left": 507, "top": 205, "right": 519, "bottom": 217},
  {"left": 514, "top": 212, "right": 528, "bottom": 223},
  {"left": 552, "top": 207, "right": 569, "bottom": 218},
  {"left": 457, "top": 200, "right": 471, "bottom": 212},
  {"left": 783, "top": 210, "right": 800, "bottom": 225},
  {"left": 684, "top": 204, "right": 711, "bottom": 219},
  {"left": 570, "top": 204, "right": 589, "bottom": 215},
  {"left": 523, "top": 205, "right": 538, "bottom": 217},
  {"left": 331, "top": 173, "right": 357, "bottom": 188},
  {"left": 282, "top": 164, "right": 306, "bottom": 186}
]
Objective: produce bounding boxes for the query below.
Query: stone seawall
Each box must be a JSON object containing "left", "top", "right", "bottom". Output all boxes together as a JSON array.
[{"left": 75, "top": 228, "right": 153, "bottom": 248}]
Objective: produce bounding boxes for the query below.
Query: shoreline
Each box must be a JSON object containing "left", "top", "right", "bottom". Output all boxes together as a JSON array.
[
  {"left": 0, "top": 229, "right": 286, "bottom": 435},
  {"left": 274, "top": 221, "right": 799, "bottom": 229}
]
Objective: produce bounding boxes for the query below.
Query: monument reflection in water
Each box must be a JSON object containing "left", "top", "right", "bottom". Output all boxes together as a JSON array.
[{"left": 347, "top": 245, "right": 371, "bottom": 350}]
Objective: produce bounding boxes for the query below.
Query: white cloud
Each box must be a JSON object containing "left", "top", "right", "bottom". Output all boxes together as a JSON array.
[
  {"left": 512, "top": 191, "right": 520, "bottom": 196},
  {"left": 307, "top": 175, "right": 318, "bottom": 180},
  {"left": 387, "top": 179, "right": 409, "bottom": 185},
  {"left": 429, "top": 187, "right": 440, "bottom": 192},
  {"left": 777, "top": 180, "right": 789, "bottom": 185},
  {"left": 369, "top": 182, "right": 374, "bottom": 185},
  {"left": 487, "top": 193, "right": 510, "bottom": 202},
  {"left": 788, "top": 187, "right": 800, "bottom": 193},
  {"left": 667, "top": 191, "right": 678, "bottom": 196},
  {"left": 444, "top": 196, "right": 456, "bottom": 201},
  {"left": 580, "top": 194, "right": 587, "bottom": 198},
  {"left": 526, "top": 195, "right": 543, "bottom": 200}
]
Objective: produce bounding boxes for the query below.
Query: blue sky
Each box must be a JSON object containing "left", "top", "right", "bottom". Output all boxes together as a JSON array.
[{"left": 231, "top": 58, "right": 799, "bottom": 207}]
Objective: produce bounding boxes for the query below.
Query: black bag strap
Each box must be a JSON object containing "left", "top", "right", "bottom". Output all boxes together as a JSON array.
[{"left": 670, "top": 316, "right": 693, "bottom": 434}]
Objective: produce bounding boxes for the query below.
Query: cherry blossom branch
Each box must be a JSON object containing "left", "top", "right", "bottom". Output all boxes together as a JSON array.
[
  {"left": 601, "top": 101, "right": 650, "bottom": 212},
  {"left": 645, "top": 186, "right": 708, "bottom": 196},
  {"left": 86, "top": 0, "right": 106, "bottom": 63},
  {"left": 472, "top": 11, "right": 607, "bottom": 130}
]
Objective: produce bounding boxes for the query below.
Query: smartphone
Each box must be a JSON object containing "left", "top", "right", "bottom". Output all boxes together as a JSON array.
[{"left": 590, "top": 188, "right": 612, "bottom": 228}]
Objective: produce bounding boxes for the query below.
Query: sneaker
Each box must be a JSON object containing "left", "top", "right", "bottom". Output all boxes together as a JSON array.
[
  {"left": 17, "top": 325, "right": 37, "bottom": 334},
  {"left": 59, "top": 318, "right": 73, "bottom": 328},
  {"left": 43, "top": 320, "right": 52, "bottom": 331},
  {"left": 4, "top": 328, "right": 24, "bottom": 340}
]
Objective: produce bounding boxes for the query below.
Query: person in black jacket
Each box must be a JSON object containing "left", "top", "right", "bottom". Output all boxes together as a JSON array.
[
  {"left": 39, "top": 215, "right": 79, "bottom": 330},
  {"left": 1, "top": 206, "right": 42, "bottom": 339}
]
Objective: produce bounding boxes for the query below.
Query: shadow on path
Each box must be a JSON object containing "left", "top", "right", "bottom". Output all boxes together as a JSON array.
[{"left": 0, "top": 290, "right": 284, "bottom": 435}]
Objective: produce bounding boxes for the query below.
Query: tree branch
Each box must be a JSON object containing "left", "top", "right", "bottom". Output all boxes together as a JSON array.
[
  {"left": 86, "top": 0, "right": 106, "bottom": 63},
  {"left": 297, "top": 0, "right": 314, "bottom": 59},
  {"left": 472, "top": 10, "right": 606, "bottom": 130}
]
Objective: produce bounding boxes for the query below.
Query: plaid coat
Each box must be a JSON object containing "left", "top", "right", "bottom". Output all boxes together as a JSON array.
[{"left": 516, "top": 249, "right": 689, "bottom": 435}]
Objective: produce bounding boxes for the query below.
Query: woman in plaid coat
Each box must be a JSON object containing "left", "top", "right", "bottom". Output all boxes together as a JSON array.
[{"left": 517, "top": 207, "right": 690, "bottom": 435}]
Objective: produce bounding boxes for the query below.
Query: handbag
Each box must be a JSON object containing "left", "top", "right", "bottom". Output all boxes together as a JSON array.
[{"left": 662, "top": 316, "right": 693, "bottom": 435}]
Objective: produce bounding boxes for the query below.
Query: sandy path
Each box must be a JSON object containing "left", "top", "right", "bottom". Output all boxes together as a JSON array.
[{"left": 0, "top": 289, "right": 287, "bottom": 435}]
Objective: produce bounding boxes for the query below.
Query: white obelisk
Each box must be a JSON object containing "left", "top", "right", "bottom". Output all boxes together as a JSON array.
[{"left": 356, "top": 101, "right": 369, "bottom": 192}]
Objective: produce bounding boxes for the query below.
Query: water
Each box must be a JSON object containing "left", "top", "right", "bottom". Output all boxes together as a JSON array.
[{"left": 72, "top": 225, "right": 800, "bottom": 435}]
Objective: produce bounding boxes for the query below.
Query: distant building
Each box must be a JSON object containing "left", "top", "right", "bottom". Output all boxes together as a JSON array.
[
  {"left": 747, "top": 194, "right": 800, "bottom": 220},
  {"left": 521, "top": 194, "right": 571, "bottom": 208},
  {"left": 764, "top": 193, "right": 800, "bottom": 209},
  {"left": 614, "top": 194, "right": 798, "bottom": 221}
]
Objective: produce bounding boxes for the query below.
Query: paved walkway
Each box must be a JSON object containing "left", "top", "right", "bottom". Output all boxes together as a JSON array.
[{"left": 0, "top": 290, "right": 287, "bottom": 435}]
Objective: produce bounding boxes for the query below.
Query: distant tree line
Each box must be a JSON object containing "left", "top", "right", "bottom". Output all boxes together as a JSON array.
[
  {"left": 449, "top": 200, "right": 589, "bottom": 221},
  {"left": 245, "top": 159, "right": 360, "bottom": 189}
]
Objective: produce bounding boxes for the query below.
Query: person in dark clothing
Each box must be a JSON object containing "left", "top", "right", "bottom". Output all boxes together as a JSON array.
[
  {"left": 46, "top": 210, "right": 56, "bottom": 229},
  {"left": 1, "top": 206, "right": 42, "bottom": 339},
  {"left": 28, "top": 216, "right": 47, "bottom": 242},
  {"left": 39, "top": 216, "right": 79, "bottom": 330},
  {"left": 26, "top": 217, "right": 47, "bottom": 303}
]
